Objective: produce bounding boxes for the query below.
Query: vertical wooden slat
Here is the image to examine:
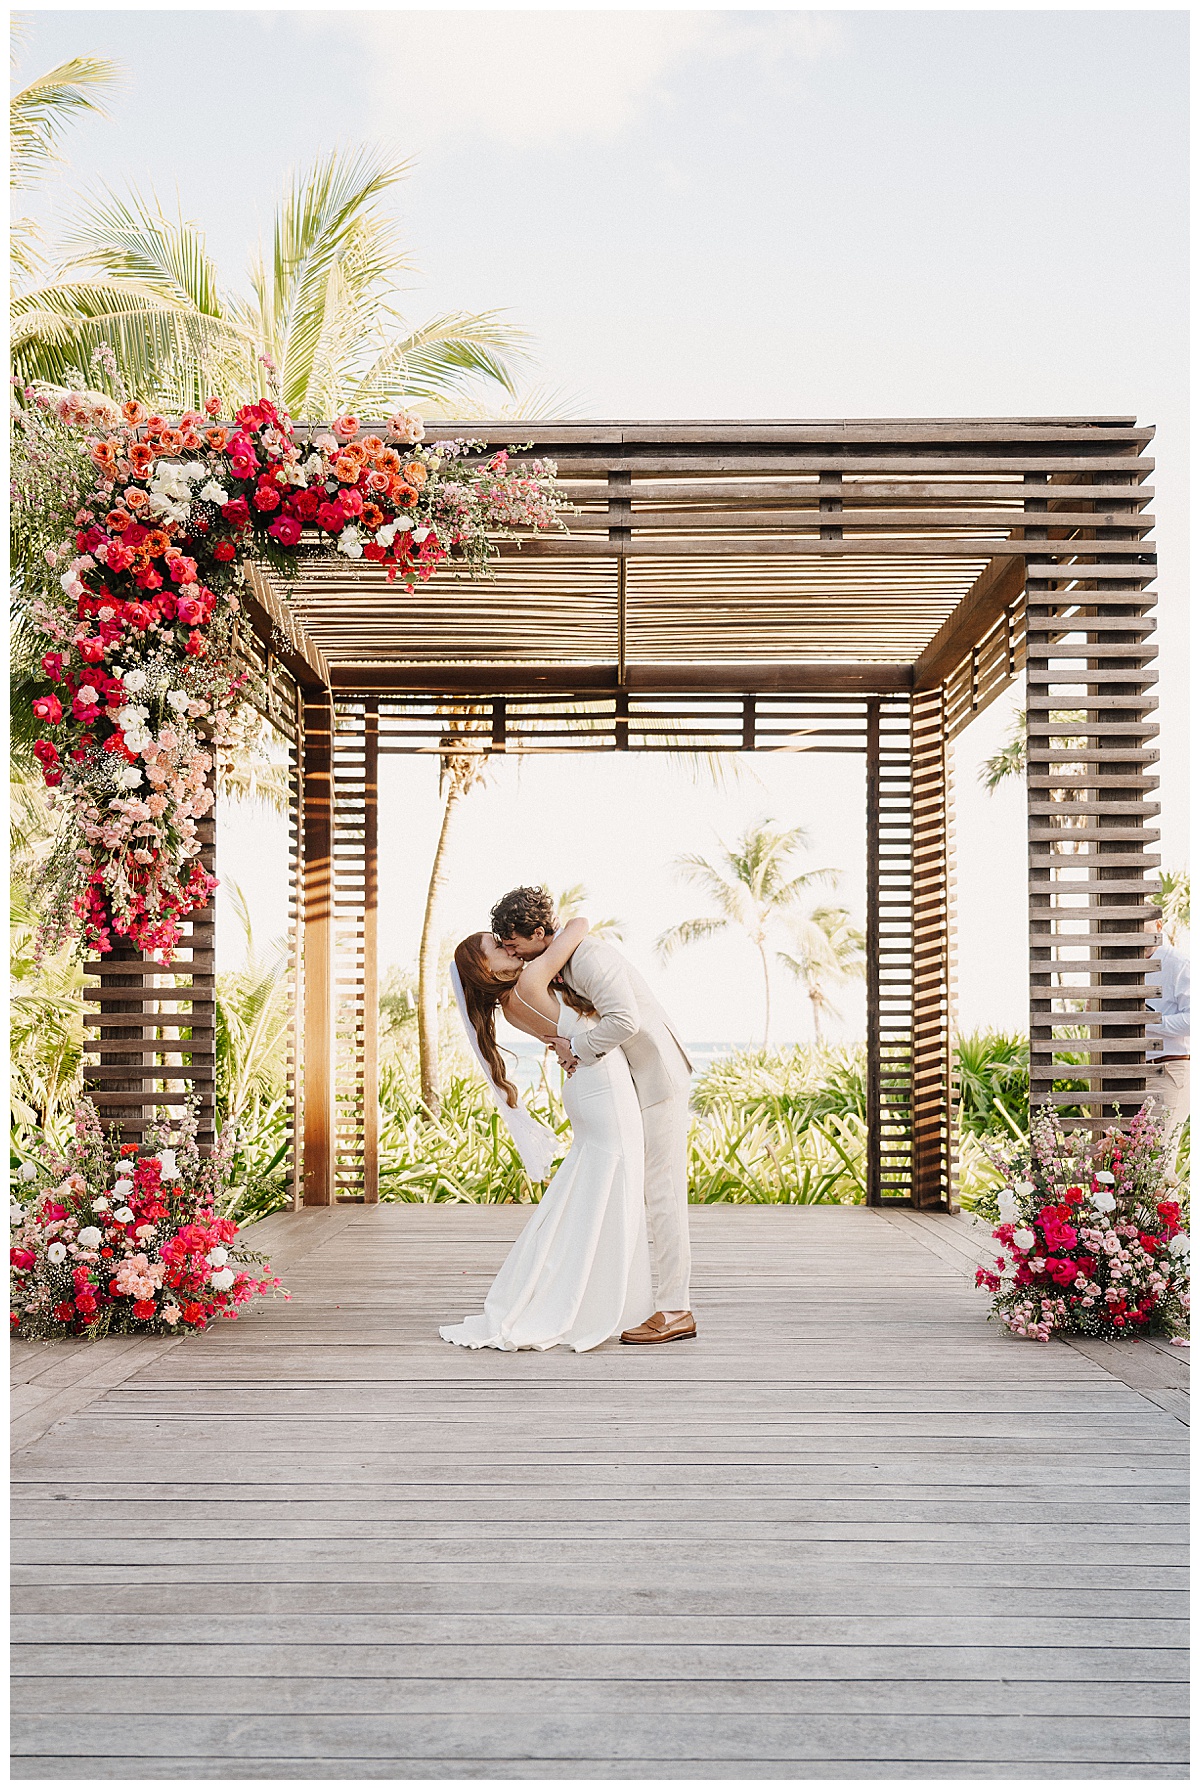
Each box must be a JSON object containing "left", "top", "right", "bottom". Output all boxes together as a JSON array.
[
  {"left": 362, "top": 703, "right": 379, "bottom": 1204},
  {"left": 301, "top": 692, "right": 335, "bottom": 1204},
  {"left": 865, "top": 700, "right": 882, "bottom": 1206},
  {"left": 910, "top": 686, "right": 955, "bottom": 1209},
  {"left": 874, "top": 695, "right": 916, "bottom": 1202}
]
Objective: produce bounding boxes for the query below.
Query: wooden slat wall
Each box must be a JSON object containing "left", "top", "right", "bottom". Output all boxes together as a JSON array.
[
  {"left": 330, "top": 702, "right": 379, "bottom": 1204},
  {"left": 910, "top": 688, "right": 956, "bottom": 1208},
  {"left": 300, "top": 694, "right": 336, "bottom": 1204},
  {"left": 81, "top": 817, "right": 217, "bottom": 1149},
  {"left": 866, "top": 697, "right": 918, "bottom": 1204},
  {"left": 1027, "top": 563, "right": 1159, "bottom": 1130}
]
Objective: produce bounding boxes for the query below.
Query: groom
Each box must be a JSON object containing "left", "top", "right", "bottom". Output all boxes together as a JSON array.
[{"left": 491, "top": 886, "right": 696, "bottom": 1344}]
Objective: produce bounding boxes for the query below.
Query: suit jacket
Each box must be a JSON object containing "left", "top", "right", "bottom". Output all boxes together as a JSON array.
[{"left": 558, "top": 936, "right": 693, "bottom": 1110}]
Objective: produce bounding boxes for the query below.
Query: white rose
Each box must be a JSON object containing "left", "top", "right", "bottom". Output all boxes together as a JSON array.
[
  {"left": 156, "top": 1149, "right": 179, "bottom": 1181},
  {"left": 166, "top": 689, "right": 190, "bottom": 712},
  {"left": 116, "top": 704, "right": 149, "bottom": 730},
  {"left": 18, "top": 1162, "right": 37, "bottom": 1182},
  {"left": 91, "top": 1196, "right": 110, "bottom": 1213},
  {"left": 1091, "top": 1190, "right": 1117, "bottom": 1213},
  {"left": 121, "top": 668, "right": 147, "bottom": 694},
  {"left": 186, "top": 461, "right": 209, "bottom": 483},
  {"left": 1015, "top": 1180, "right": 1036, "bottom": 1197},
  {"left": 46, "top": 1242, "right": 67, "bottom": 1265},
  {"left": 134, "top": 1224, "right": 157, "bottom": 1241},
  {"left": 199, "top": 480, "right": 229, "bottom": 505},
  {"left": 206, "top": 1246, "right": 229, "bottom": 1269},
  {"left": 1094, "top": 1171, "right": 1116, "bottom": 1185},
  {"left": 337, "top": 527, "right": 364, "bottom": 560},
  {"left": 1169, "top": 1233, "right": 1190, "bottom": 1258},
  {"left": 996, "top": 1189, "right": 1019, "bottom": 1223},
  {"left": 119, "top": 766, "right": 144, "bottom": 788},
  {"left": 113, "top": 1206, "right": 135, "bottom": 1224},
  {"left": 112, "top": 1174, "right": 133, "bottom": 1194},
  {"left": 77, "top": 1227, "right": 103, "bottom": 1250},
  {"left": 1012, "top": 1228, "right": 1036, "bottom": 1253},
  {"left": 209, "top": 1267, "right": 236, "bottom": 1292}
]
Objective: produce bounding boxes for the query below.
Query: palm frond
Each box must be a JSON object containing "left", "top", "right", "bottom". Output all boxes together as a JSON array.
[
  {"left": 654, "top": 916, "right": 730, "bottom": 962},
  {"left": 10, "top": 54, "right": 121, "bottom": 193}
]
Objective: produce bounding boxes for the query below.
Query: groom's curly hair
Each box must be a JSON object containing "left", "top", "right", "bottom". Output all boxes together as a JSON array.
[{"left": 490, "top": 885, "right": 557, "bottom": 940}]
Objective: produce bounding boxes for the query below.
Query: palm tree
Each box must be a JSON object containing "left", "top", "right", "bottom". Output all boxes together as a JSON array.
[
  {"left": 655, "top": 821, "right": 836, "bottom": 1048},
  {"left": 553, "top": 883, "right": 625, "bottom": 941},
  {"left": 777, "top": 904, "right": 866, "bottom": 1044},
  {"left": 417, "top": 728, "right": 491, "bottom": 1116},
  {"left": 10, "top": 33, "right": 121, "bottom": 285},
  {"left": 13, "top": 144, "right": 528, "bottom": 415},
  {"left": 979, "top": 708, "right": 1027, "bottom": 792},
  {"left": 1151, "top": 870, "right": 1191, "bottom": 944}
]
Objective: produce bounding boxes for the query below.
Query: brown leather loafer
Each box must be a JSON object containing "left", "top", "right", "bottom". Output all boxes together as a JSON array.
[{"left": 619, "top": 1311, "right": 697, "bottom": 1345}]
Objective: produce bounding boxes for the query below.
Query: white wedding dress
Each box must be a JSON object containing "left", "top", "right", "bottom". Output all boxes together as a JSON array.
[{"left": 440, "top": 1004, "right": 653, "bottom": 1352}]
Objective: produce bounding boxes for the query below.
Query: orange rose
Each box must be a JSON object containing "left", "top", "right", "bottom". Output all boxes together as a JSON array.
[
  {"left": 179, "top": 429, "right": 203, "bottom": 452},
  {"left": 390, "top": 480, "right": 418, "bottom": 508},
  {"left": 205, "top": 427, "right": 229, "bottom": 451},
  {"left": 105, "top": 509, "right": 131, "bottom": 533},
  {"left": 361, "top": 502, "right": 384, "bottom": 529},
  {"left": 89, "top": 440, "right": 118, "bottom": 469},
  {"left": 402, "top": 461, "right": 428, "bottom": 487},
  {"left": 121, "top": 400, "right": 146, "bottom": 426},
  {"left": 128, "top": 443, "right": 154, "bottom": 473},
  {"left": 361, "top": 436, "right": 384, "bottom": 455},
  {"left": 365, "top": 469, "right": 390, "bottom": 493},
  {"left": 156, "top": 429, "right": 183, "bottom": 456},
  {"left": 379, "top": 449, "right": 401, "bottom": 473},
  {"left": 125, "top": 487, "right": 150, "bottom": 510},
  {"left": 334, "top": 456, "right": 360, "bottom": 485},
  {"left": 145, "top": 529, "right": 172, "bottom": 557}
]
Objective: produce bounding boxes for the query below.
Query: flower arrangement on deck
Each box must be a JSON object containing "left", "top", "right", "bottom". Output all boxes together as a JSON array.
[
  {"left": 972, "top": 1103, "right": 1190, "bottom": 1342},
  {"left": 11, "top": 385, "right": 567, "bottom": 960},
  {"left": 9, "top": 1100, "right": 287, "bottom": 1340}
]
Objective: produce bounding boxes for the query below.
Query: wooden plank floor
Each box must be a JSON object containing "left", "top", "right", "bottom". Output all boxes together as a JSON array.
[{"left": 11, "top": 1204, "right": 1189, "bottom": 1779}]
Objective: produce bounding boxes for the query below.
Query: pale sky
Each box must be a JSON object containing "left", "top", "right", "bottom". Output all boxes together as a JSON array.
[{"left": 15, "top": 7, "right": 1189, "bottom": 1040}]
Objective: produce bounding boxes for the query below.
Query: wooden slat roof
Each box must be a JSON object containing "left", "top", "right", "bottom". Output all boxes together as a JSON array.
[{"left": 263, "top": 417, "right": 1154, "bottom": 694}]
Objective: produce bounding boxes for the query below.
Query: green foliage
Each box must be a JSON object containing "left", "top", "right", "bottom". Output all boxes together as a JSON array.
[
  {"left": 1150, "top": 869, "right": 1191, "bottom": 943},
  {"left": 9, "top": 895, "right": 84, "bottom": 1164},
  {"left": 955, "top": 1030, "right": 1029, "bottom": 1139},
  {"left": 378, "top": 1052, "right": 569, "bottom": 1204}
]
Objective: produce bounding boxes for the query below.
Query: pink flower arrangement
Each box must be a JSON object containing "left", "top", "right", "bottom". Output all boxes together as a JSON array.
[
  {"left": 13, "top": 389, "right": 568, "bottom": 961},
  {"left": 973, "top": 1103, "right": 1189, "bottom": 1342},
  {"left": 10, "top": 1101, "right": 288, "bottom": 1340}
]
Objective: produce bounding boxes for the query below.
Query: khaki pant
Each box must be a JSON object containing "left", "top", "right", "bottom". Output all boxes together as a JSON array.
[
  {"left": 1145, "top": 1059, "right": 1190, "bottom": 1148},
  {"left": 641, "top": 1092, "right": 692, "bottom": 1311}
]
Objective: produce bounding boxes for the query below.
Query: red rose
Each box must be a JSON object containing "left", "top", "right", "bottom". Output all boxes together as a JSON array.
[
  {"left": 32, "top": 693, "right": 63, "bottom": 724},
  {"left": 131, "top": 1299, "right": 157, "bottom": 1320},
  {"left": 134, "top": 568, "right": 163, "bottom": 592},
  {"left": 212, "top": 538, "right": 237, "bottom": 562},
  {"left": 221, "top": 497, "right": 251, "bottom": 529},
  {"left": 100, "top": 1247, "right": 113, "bottom": 1258},
  {"left": 252, "top": 482, "right": 281, "bottom": 512},
  {"left": 10, "top": 1249, "right": 35, "bottom": 1272},
  {"left": 168, "top": 555, "right": 198, "bottom": 583},
  {"left": 362, "top": 541, "right": 386, "bottom": 561},
  {"left": 185, "top": 630, "right": 207, "bottom": 657},
  {"left": 53, "top": 1302, "right": 76, "bottom": 1323},
  {"left": 339, "top": 487, "right": 364, "bottom": 518},
  {"left": 125, "top": 602, "right": 154, "bottom": 630},
  {"left": 316, "top": 501, "right": 344, "bottom": 533},
  {"left": 43, "top": 769, "right": 63, "bottom": 787},
  {"left": 41, "top": 651, "right": 65, "bottom": 681},
  {"left": 230, "top": 452, "right": 258, "bottom": 480},
  {"left": 33, "top": 739, "right": 60, "bottom": 767},
  {"left": 1138, "top": 1233, "right": 1161, "bottom": 1254},
  {"left": 294, "top": 489, "right": 320, "bottom": 520},
  {"left": 105, "top": 542, "right": 134, "bottom": 573},
  {"left": 268, "top": 515, "right": 302, "bottom": 546}
]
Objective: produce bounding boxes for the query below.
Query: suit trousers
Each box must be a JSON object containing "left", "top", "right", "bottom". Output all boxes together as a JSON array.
[
  {"left": 1145, "top": 1060, "right": 1190, "bottom": 1152},
  {"left": 641, "top": 1090, "right": 692, "bottom": 1310}
]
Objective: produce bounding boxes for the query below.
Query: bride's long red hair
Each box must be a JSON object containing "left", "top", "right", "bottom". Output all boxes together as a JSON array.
[{"left": 453, "top": 933, "right": 520, "bottom": 1107}]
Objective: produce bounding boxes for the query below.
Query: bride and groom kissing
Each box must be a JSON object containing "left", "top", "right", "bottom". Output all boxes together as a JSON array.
[{"left": 440, "top": 884, "right": 697, "bottom": 1353}]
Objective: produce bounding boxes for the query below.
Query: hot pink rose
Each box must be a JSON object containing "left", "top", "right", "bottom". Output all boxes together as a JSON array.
[
  {"left": 105, "top": 542, "right": 134, "bottom": 573},
  {"left": 331, "top": 414, "right": 360, "bottom": 442},
  {"left": 174, "top": 595, "right": 203, "bottom": 626},
  {"left": 168, "top": 556, "right": 198, "bottom": 583},
  {"left": 32, "top": 694, "right": 63, "bottom": 724},
  {"left": 10, "top": 1249, "right": 35, "bottom": 1272},
  {"left": 268, "top": 515, "right": 303, "bottom": 546},
  {"left": 77, "top": 637, "right": 106, "bottom": 664},
  {"left": 40, "top": 652, "right": 65, "bottom": 682}
]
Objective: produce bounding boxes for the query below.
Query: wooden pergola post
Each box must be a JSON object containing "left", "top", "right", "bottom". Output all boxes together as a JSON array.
[
  {"left": 910, "top": 685, "right": 956, "bottom": 1208},
  {"left": 300, "top": 692, "right": 336, "bottom": 1204}
]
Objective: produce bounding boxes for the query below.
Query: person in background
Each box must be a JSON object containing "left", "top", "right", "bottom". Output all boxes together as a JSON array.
[{"left": 1145, "top": 919, "right": 1190, "bottom": 1146}]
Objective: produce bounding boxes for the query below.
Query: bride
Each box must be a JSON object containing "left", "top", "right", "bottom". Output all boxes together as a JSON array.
[{"left": 440, "top": 917, "right": 653, "bottom": 1352}]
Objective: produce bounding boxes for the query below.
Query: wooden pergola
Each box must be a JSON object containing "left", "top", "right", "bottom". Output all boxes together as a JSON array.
[{"left": 86, "top": 416, "right": 1161, "bottom": 1212}]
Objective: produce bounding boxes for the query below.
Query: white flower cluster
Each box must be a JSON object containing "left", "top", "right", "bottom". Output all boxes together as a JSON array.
[{"left": 148, "top": 460, "right": 206, "bottom": 524}]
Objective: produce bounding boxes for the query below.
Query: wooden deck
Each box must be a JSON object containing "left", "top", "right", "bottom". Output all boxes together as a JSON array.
[{"left": 11, "top": 1204, "right": 1189, "bottom": 1779}]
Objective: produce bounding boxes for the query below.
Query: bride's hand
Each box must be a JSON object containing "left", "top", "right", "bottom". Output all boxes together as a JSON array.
[{"left": 549, "top": 1035, "right": 580, "bottom": 1074}]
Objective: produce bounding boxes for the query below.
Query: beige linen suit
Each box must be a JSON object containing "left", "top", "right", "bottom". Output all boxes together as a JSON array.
[{"left": 559, "top": 936, "right": 694, "bottom": 1310}]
